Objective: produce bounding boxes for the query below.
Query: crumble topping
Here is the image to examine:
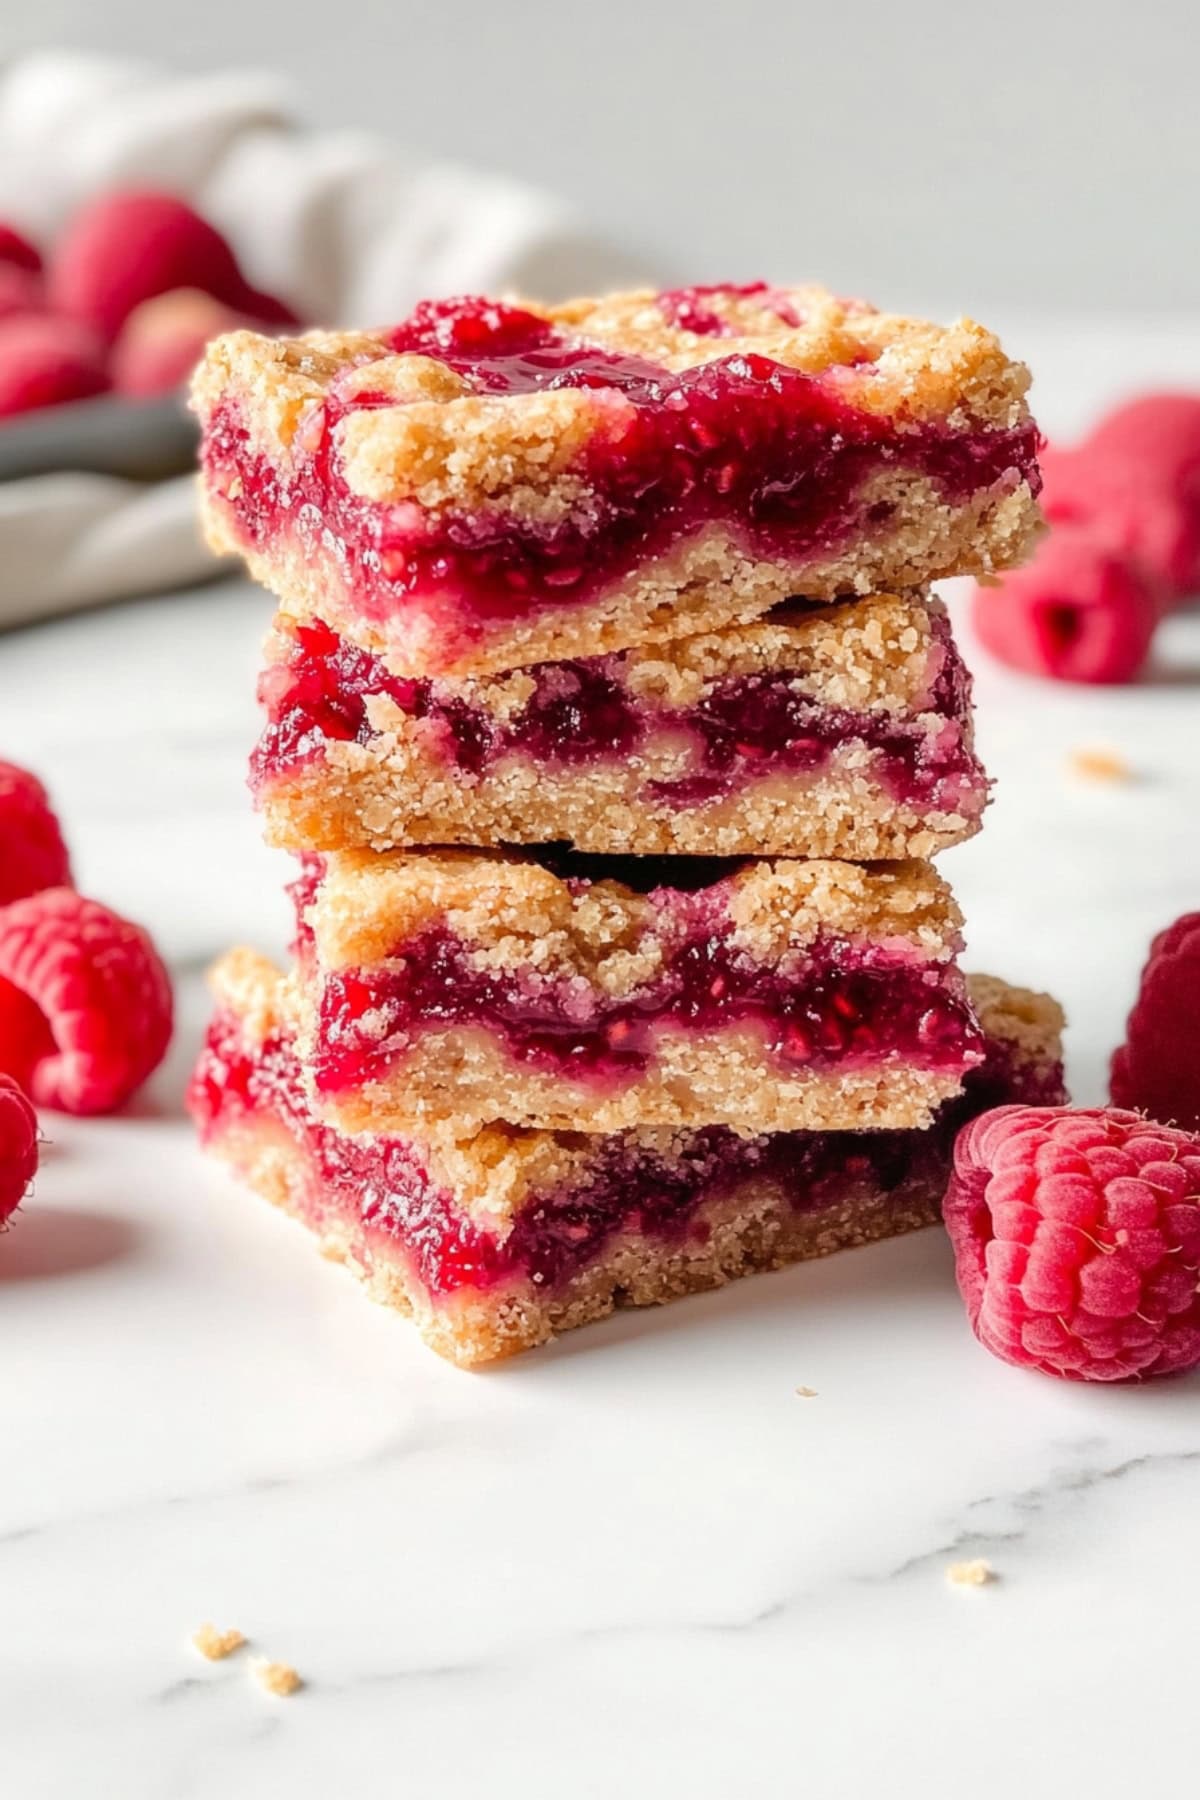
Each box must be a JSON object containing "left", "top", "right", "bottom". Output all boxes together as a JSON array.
[
  {"left": 306, "top": 848, "right": 963, "bottom": 980},
  {"left": 965, "top": 974, "right": 1066, "bottom": 1076},
  {"left": 193, "top": 286, "right": 1034, "bottom": 492},
  {"left": 726, "top": 857, "right": 961, "bottom": 964},
  {"left": 616, "top": 590, "right": 945, "bottom": 713},
  {"left": 207, "top": 946, "right": 286, "bottom": 1046}
]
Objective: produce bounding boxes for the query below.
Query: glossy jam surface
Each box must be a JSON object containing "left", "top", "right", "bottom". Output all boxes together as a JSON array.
[
  {"left": 313, "top": 900, "right": 982, "bottom": 1096},
  {"left": 190, "top": 1004, "right": 1063, "bottom": 1301},
  {"left": 251, "top": 612, "right": 985, "bottom": 817},
  {"left": 205, "top": 293, "right": 1041, "bottom": 641}
]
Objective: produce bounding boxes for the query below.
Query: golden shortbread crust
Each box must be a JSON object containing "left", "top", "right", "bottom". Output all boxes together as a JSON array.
[
  {"left": 291, "top": 852, "right": 971, "bottom": 1135},
  {"left": 256, "top": 591, "right": 986, "bottom": 859},
  {"left": 209, "top": 951, "right": 1062, "bottom": 1234},
  {"left": 200, "top": 956, "right": 1063, "bottom": 1366}
]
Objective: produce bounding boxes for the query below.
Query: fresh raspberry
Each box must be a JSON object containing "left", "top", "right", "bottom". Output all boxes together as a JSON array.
[
  {"left": 0, "top": 222, "right": 42, "bottom": 274},
  {"left": 0, "top": 759, "right": 72, "bottom": 906},
  {"left": 0, "top": 888, "right": 172, "bottom": 1115},
  {"left": 0, "top": 1072, "right": 38, "bottom": 1225},
  {"left": 971, "top": 521, "right": 1163, "bottom": 684},
  {"left": 49, "top": 189, "right": 298, "bottom": 344},
  {"left": 944, "top": 1105, "right": 1200, "bottom": 1382},
  {"left": 1111, "top": 913, "right": 1200, "bottom": 1132},
  {"left": 0, "top": 314, "right": 111, "bottom": 417}
]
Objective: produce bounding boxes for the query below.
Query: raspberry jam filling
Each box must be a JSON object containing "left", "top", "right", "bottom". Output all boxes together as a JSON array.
[
  {"left": 191, "top": 1002, "right": 1061, "bottom": 1302},
  {"left": 655, "top": 282, "right": 806, "bottom": 335},
  {"left": 312, "top": 908, "right": 982, "bottom": 1097},
  {"left": 251, "top": 612, "right": 984, "bottom": 817},
  {"left": 205, "top": 294, "right": 1040, "bottom": 637}
]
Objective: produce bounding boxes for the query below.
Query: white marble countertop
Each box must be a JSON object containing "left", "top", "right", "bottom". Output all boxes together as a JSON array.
[{"left": 3, "top": 327, "right": 1200, "bottom": 1797}]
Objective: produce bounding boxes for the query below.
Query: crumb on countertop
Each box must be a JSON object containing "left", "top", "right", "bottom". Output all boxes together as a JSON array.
[
  {"left": 1067, "top": 746, "right": 1133, "bottom": 783},
  {"left": 947, "top": 1558, "right": 996, "bottom": 1588},
  {"left": 252, "top": 1656, "right": 304, "bottom": 1697},
  {"left": 191, "top": 1623, "right": 246, "bottom": 1661},
  {"left": 794, "top": 1386, "right": 819, "bottom": 1398}
]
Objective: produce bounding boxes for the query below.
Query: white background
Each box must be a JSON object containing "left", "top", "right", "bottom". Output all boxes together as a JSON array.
[{"left": 6, "top": 0, "right": 1200, "bottom": 312}]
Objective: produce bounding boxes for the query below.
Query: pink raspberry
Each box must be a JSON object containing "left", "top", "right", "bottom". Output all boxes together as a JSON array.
[
  {"left": 971, "top": 520, "right": 1163, "bottom": 684},
  {"left": 944, "top": 1106, "right": 1200, "bottom": 1381},
  {"left": 0, "top": 1071, "right": 38, "bottom": 1225},
  {"left": 0, "top": 759, "right": 72, "bottom": 906},
  {"left": 0, "top": 888, "right": 173, "bottom": 1115},
  {"left": 1111, "top": 913, "right": 1200, "bottom": 1132}
]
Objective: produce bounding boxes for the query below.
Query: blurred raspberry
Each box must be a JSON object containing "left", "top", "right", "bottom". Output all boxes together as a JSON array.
[
  {"left": 111, "top": 287, "right": 249, "bottom": 397},
  {"left": 1111, "top": 913, "right": 1200, "bottom": 1132},
  {"left": 0, "top": 759, "right": 72, "bottom": 906},
  {"left": 1041, "top": 397, "right": 1200, "bottom": 600},
  {"left": 0, "top": 222, "right": 42, "bottom": 273},
  {"left": 945, "top": 1105, "right": 1200, "bottom": 1381},
  {"left": 971, "top": 521, "right": 1163, "bottom": 683},
  {"left": 0, "top": 314, "right": 110, "bottom": 417},
  {"left": 0, "top": 888, "right": 172, "bottom": 1115},
  {"left": 0, "top": 1071, "right": 38, "bottom": 1225},
  {"left": 0, "top": 262, "right": 43, "bottom": 321},
  {"left": 49, "top": 189, "right": 298, "bottom": 343}
]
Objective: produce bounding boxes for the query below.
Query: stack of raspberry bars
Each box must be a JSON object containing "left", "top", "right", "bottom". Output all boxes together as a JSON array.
[{"left": 188, "top": 284, "right": 1066, "bottom": 1366}]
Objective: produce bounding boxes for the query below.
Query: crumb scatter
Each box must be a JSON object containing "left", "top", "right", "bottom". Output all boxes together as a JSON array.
[
  {"left": 1067, "top": 746, "right": 1132, "bottom": 783},
  {"left": 947, "top": 1558, "right": 996, "bottom": 1588},
  {"left": 191, "top": 1623, "right": 246, "bottom": 1661},
  {"left": 252, "top": 1656, "right": 304, "bottom": 1697}
]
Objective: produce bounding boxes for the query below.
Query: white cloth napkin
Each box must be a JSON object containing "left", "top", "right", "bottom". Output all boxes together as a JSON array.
[{"left": 0, "top": 52, "right": 653, "bottom": 628}]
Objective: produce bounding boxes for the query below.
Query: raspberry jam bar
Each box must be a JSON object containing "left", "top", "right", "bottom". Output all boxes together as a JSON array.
[
  {"left": 294, "top": 847, "right": 984, "bottom": 1136},
  {"left": 190, "top": 950, "right": 1066, "bottom": 1366},
  {"left": 253, "top": 591, "right": 988, "bottom": 861},
  {"left": 193, "top": 285, "right": 1042, "bottom": 677}
]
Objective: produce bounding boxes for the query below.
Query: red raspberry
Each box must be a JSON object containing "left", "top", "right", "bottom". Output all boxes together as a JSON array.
[
  {"left": 0, "top": 888, "right": 173, "bottom": 1115},
  {"left": 0, "top": 222, "right": 42, "bottom": 274},
  {"left": 1111, "top": 913, "right": 1200, "bottom": 1132},
  {"left": 0, "top": 314, "right": 111, "bottom": 417},
  {"left": 0, "top": 1071, "right": 38, "bottom": 1225},
  {"left": 0, "top": 759, "right": 72, "bottom": 906},
  {"left": 944, "top": 1105, "right": 1200, "bottom": 1382},
  {"left": 971, "top": 521, "right": 1163, "bottom": 684},
  {"left": 49, "top": 189, "right": 298, "bottom": 344}
]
